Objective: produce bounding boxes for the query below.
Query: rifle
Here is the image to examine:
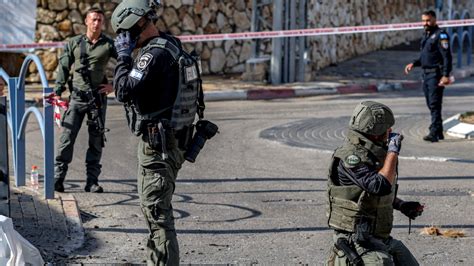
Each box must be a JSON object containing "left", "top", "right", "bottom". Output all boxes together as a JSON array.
[
  {"left": 84, "top": 91, "right": 109, "bottom": 146},
  {"left": 75, "top": 36, "right": 109, "bottom": 146}
]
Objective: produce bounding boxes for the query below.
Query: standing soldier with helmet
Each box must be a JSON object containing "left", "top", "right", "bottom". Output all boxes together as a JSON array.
[
  {"left": 54, "top": 7, "right": 117, "bottom": 193},
  {"left": 405, "top": 10, "right": 453, "bottom": 142},
  {"left": 326, "top": 101, "right": 423, "bottom": 265},
  {"left": 111, "top": 0, "right": 217, "bottom": 264}
]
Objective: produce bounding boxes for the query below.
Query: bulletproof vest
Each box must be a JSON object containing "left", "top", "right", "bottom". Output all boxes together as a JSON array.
[
  {"left": 326, "top": 130, "right": 396, "bottom": 239},
  {"left": 124, "top": 36, "right": 204, "bottom": 136}
]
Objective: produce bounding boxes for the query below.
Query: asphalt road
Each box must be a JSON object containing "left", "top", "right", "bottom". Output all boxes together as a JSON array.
[{"left": 22, "top": 76, "right": 474, "bottom": 264}]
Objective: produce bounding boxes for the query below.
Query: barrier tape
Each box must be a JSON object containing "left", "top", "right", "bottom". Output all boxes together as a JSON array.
[
  {"left": 1, "top": 18, "right": 474, "bottom": 51},
  {"left": 44, "top": 93, "right": 69, "bottom": 128}
]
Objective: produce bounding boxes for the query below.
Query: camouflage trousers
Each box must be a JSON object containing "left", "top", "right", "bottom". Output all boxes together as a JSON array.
[
  {"left": 137, "top": 139, "right": 185, "bottom": 266},
  {"left": 327, "top": 231, "right": 419, "bottom": 266},
  {"left": 54, "top": 96, "right": 106, "bottom": 185}
]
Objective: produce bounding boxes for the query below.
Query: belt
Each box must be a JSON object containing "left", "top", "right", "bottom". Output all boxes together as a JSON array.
[{"left": 72, "top": 88, "right": 101, "bottom": 102}]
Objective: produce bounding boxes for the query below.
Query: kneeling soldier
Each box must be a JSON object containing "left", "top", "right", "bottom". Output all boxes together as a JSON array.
[{"left": 327, "top": 101, "right": 423, "bottom": 265}]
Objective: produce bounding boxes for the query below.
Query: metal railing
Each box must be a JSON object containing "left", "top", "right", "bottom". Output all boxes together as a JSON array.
[
  {"left": 0, "top": 96, "right": 9, "bottom": 216},
  {"left": 0, "top": 54, "right": 54, "bottom": 199},
  {"left": 448, "top": 10, "right": 473, "bottom": 68}
]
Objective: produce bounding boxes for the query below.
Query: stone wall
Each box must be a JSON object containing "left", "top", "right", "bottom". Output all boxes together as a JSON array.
[
  {"left": 306, "top": 0, "right": 430, "bottom": 77},
  {"left": 7, "top": 0, "right": 474, "bottom": 82},
  {"left": 31, "top": 0, "right": 258, "bottom": 81}
]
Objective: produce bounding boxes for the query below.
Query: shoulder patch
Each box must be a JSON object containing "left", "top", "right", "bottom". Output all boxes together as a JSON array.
[
  {"left": 137, "top": 53, "right": 153, "bottom": 71},
  {"left": 441, "top": 39, "right": 449, "bottom": 49},
  {"left": 345, "top": 154, "right": 361, "bottom": 167},
  {"left": 431, "top": 34, "right": 437, "bottom": 39}
]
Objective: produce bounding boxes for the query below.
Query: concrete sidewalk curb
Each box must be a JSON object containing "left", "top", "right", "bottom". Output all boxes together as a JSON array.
[
  {"left": 59, "top": 194, "right": 85, "bottom": 254},
  {"left": 443, "top": 114, "right": 474, "bottom": 139},
  {"left": 24, "top": 65, "right": 474, "bottom": 105},
  {"left": 202, "top": 80, "right": 421, "bottom": 102},
  {"left": 201, "top": 65, "right": 474, "bottom": 102}
]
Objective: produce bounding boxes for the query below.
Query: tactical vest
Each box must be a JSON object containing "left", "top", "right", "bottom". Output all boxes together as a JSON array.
[
  {"left": 326, "top": 130, "right": 396, "bottom": 239},
  {"left": 125, "top": 36, "right": 204, "bottom": 136}
]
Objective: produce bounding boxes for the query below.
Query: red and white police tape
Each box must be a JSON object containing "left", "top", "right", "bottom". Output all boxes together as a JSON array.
[
  {"left": 1, "top": 19, "right": 474, "bottom": 51},
  {"left": 44, "top": 93, "right": 69, "bottom": 128}
]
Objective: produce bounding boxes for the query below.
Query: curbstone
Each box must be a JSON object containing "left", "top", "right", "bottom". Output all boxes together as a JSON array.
[
  {"left": 204, "top": 89, "right": 248, "bottom": 101},
  {"left": 294, "top": 87, "right": 338, "bottom": 97},
  {"left": 401, "top": 81, "right": 421, "bottom": 90},
  {"left": 22, "top": 64, "right": 474, "bottom": 103},
  {"left": 443, "top": 114, "right": 474, "bottom": 139},
  {"left": 247, "top": 88, "right": 295, "bottom": 100},
  {"left": 336, "top": 84, "right": 377, "bottom": 94},
  {"left": 443, "top": 114, "right": 461, "bottom": 130},
  {"left": 59, "top": 194, "right": 85, "bottom": 254}
]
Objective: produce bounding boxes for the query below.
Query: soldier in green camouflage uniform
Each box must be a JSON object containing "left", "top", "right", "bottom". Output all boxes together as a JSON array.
[
  {"left": 54, "top": 8, "right": 116, "bottom": 193},
  {"left": 111, "top": 0, "right": 208, "bottom": 265},
  {"left": 326, "top": 101, "right": 424, "bottom": 265}
]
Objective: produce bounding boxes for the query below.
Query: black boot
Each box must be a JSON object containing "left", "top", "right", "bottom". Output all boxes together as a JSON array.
[
  {"left": 85, "top": 183, "right": 104, "bottom": 193},
  {"left": 54, "top": 179, "right": 65, "bottom": 192},
  {"left": 423, "top": 134, "right": 439, "bottom": 142},
  {"left": 437, "top": 130, "right": 444, "bottom": 140}
]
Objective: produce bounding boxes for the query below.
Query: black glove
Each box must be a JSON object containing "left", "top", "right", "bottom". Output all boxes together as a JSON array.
[
  {"left": 398, "top": 201, "right": 424, "bottom": 220},
  {"left": 387, "top": 133, "right": 403, "bottom": 154},
  {"left": 114, "top": 31, "right": 136, "bottom": 58}
]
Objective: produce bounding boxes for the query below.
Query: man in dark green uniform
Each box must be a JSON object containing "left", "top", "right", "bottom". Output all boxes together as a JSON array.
[
  {"left": 111, "top": 0, "right": 211, "bottom": 265},
  {"left": 54, "top": 7, "right": 117, "bottom": 193},
  {"left": 326, "top": 101, "right": 424, "bottom": 265}
]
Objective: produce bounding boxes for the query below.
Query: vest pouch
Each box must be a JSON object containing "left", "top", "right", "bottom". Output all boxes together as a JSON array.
[
  {"left": 124, "top": 103, "right": 143, "bottom": 136},
  {"left": 175, "top": 125, "right": 194, "bottom": 151},
  {"left": 353, "top": 216, "right": 374, "bottom": 246},
  {"left": 144, "top": 121, "right": 178, "bottom": 153}
]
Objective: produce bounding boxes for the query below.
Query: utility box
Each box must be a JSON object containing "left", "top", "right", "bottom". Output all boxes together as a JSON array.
[{"left": 0, "top": 96, "right": 9, "bottom": 216}]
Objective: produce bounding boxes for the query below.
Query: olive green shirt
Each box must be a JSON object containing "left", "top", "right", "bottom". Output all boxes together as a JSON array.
[{"left": 55, "top": 34, "right": 117, "bottom": 96}]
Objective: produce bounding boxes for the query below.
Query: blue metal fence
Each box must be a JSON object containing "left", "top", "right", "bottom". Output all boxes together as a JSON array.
[
  {"left": 0, "top": 54, "right": 55, "bottom": 199},
  {"left": 448, "top": 10, "right": 473, "bottom": 68}
]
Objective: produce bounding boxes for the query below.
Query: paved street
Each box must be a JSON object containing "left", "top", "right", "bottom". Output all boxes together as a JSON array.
[{"left": 20, "top": 76, "right": 474, "bottom": 264}]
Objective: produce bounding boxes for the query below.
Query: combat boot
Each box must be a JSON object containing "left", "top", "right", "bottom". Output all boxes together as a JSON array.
[
  {"left": 54, "top": 179, "right": 65, "bottom": 192},
  {"left": 85, "top": 183, "right": 104, "bottom": 193},
  {"left": 423, "top": 134, "right": 439, "bottom": 142},
  {"left": 437, "top": 130, "right": 444, "bottom": 140}
]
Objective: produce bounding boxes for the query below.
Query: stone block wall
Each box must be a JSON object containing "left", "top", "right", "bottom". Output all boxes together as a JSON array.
[
  {"left": 31, "top": 0, "right": 258, "bottom": 81},
  {"left": 4, "top": 0, "right": 472, "bottom": 83},
  {"left": 306, "top": 0, "right": 474, "bottom": 78},
  {"left": 306, "top": 0, "right": 429, "bottom": 76}
]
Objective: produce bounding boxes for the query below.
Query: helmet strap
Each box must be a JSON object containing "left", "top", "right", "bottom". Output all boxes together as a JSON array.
[{"left": 129, "top": 18, "right": 151, "bottom": 42}]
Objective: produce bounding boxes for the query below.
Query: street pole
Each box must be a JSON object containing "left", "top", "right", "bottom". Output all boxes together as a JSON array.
[
  {"left": 0, "top": 96, "right": 10, "bottom": 216},
  {"left": 271, "top": 0, "right": 283, "bottom": 85}
]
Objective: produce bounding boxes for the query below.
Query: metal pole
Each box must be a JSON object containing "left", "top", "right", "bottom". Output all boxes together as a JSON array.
[
  {"left": 0, "top": 96, "right": 10, "bottom": 216},
  {"left": 271, "top": 0, "right": 283, "bottom": 85},
  {"left": 288, "top": 0, "right": 297, "bottom": 83},
  {"left": 447, "top": 0, "right": 453, "bottom": 20},
  {"left": 15, "top": 77, "right": 26, "bottom": 187},
  {"left": 9, "top": 77, "right": 25, "bottom": 187},
  {"left": 251, "top": 0, "right": 259, "bottom": 59},
  {"left": 43, "top": 87, "right": 54, "bottom": 199},
  {"left": 7, "top": 77, "right": 16, "bottom": 179},
  {"left": 297, "top": 0, "right": 307, "bottom": 82},
  {"left": 282, "top": 0, "right": 290, "bottom": 83}
]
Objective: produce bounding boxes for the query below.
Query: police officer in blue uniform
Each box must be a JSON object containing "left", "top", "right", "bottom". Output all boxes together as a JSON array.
[{"left": 405, "top": 10, "right": 452, "bottom": 142}]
